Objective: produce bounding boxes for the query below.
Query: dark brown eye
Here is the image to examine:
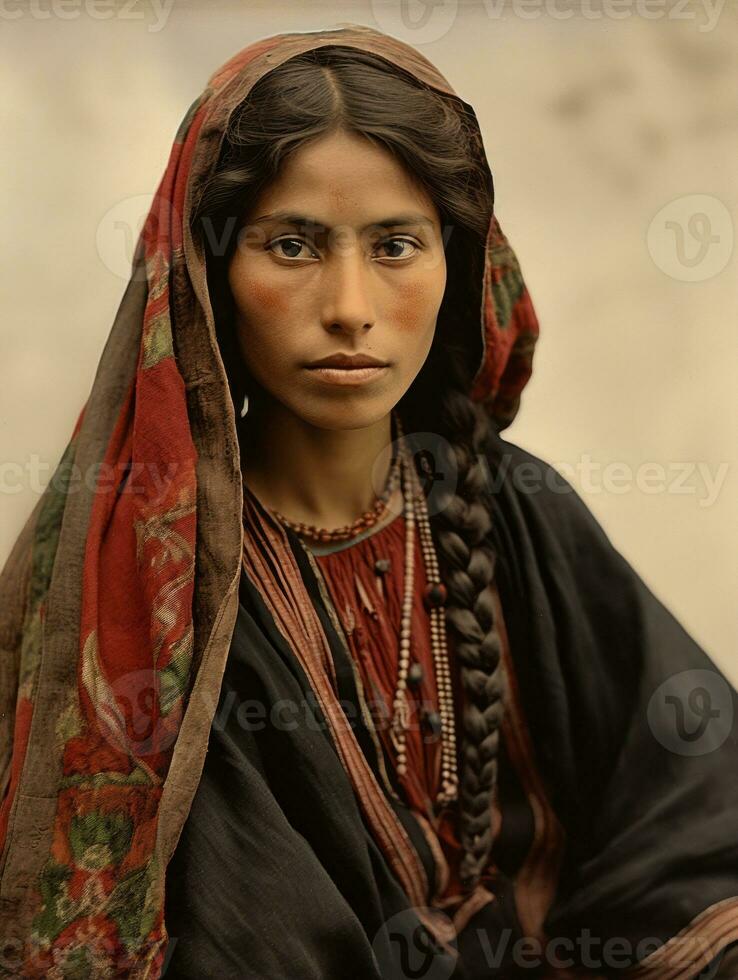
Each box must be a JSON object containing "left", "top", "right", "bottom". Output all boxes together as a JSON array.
[
  {"left": 376, "top": 237, "right": 419, "bottom": 260},
  {"left": 269, "top": 237, "right": 315, "bottom": 259}
]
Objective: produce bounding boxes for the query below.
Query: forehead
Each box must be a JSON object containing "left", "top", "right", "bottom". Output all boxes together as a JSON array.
[{"left": 250, "top": 129, "right": 439, "bottom": 224}]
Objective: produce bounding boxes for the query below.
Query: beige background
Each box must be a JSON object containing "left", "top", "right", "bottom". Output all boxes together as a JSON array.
[{"left": 1, "top": 1, "right": 736, "bottom": 681}]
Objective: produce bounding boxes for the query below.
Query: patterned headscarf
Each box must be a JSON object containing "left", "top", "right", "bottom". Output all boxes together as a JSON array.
[{"left": 0, "top": 24, "right": 539, "bottom": 976}]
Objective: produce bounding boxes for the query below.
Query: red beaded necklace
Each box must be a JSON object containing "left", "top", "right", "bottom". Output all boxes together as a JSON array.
[{"left": 266, "top": 411, "right": 402, "bottom": 544}]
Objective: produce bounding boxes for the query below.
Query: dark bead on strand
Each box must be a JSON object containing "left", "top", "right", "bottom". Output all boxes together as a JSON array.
[
  {"left": 423, "top": 709, "right": 442, "bottom": 738},
  {"left": 423, "top": 582, "right": 447, "bottom": 610}
]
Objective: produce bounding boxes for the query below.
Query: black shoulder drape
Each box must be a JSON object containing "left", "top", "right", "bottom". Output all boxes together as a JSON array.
[
  {"left": 485, "top": 432, "right": 738, "bottom": 963},
  {"left": 163, "top": 432, "right": 738, "bottom": 978}
]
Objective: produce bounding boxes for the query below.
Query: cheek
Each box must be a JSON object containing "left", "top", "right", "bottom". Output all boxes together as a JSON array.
[
  {"left": 252, "top": 279, "right": 289, "bottom": 316},
  {"left": 232, "top": 273, "right": 289, "bottom": 321},
  {"left": 389, "top": 282, "right": 424, "bottom": 332},
  {"left": 229, "top": 266, "right": 293, "bottom": 366},
  {"left": 390, "top": 277, "right": 444, "bottom": 333}
]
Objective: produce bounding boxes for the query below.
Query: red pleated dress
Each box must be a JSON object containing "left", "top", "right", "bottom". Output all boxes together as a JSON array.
[{"left": 307, "top": 505, "right": 471, "bottom": 904}]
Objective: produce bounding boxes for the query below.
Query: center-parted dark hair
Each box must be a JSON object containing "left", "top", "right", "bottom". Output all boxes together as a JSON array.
[{"left": 191, "top": 44, "right": 504, "bottom": 891}]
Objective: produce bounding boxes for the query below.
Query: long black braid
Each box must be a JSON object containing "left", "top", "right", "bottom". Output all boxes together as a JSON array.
[{"left": 422, "top": 357, "right": 502, "bottom": 889}]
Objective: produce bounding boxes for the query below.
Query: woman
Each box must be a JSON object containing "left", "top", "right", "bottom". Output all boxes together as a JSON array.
[{"left": 0, "top": 24, "right": 736, "bottom": 980}]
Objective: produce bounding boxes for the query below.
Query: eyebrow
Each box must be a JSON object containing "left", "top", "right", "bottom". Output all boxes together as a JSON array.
[{"left": 252, "top": 211, "right": 436, "bottom": 230}]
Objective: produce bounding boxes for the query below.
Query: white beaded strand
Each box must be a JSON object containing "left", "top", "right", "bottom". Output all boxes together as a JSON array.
[
  {"left": 389, "top": 418, "right": 459, "bottom": 809},
  {"left": 413, "top": 463, "right": 459, "bottom": 805}
]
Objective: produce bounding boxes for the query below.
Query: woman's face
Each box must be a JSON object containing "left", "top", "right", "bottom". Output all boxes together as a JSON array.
[{"left": 227, "top": 128, "right": 447, "bottom": 431}]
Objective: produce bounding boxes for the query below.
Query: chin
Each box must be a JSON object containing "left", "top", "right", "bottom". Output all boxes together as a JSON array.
[{"left": 289, "top": 396, "right": 398, "bottom": 433}]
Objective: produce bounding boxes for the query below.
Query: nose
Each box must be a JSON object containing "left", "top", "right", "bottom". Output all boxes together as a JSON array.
[{"left": 320, "top": 247, "right": 376, "bottom": 338}]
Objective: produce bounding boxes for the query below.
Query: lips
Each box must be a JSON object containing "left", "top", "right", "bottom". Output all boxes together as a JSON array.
[
  {"left": 302, "top": 363, "right": 389, "bottom": 387},
  {"left": 305, "top": 353, "right": 388, "bottom": 369}
]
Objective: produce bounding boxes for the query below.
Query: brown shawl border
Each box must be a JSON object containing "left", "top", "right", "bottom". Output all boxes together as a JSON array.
[
  {"left": 621, "top": 896, "right": 738, "bottom": 980},
  {"left": 0, "top": 272, "right": 147, "bottom": 940},
  {"left": 0, "top": 494, "right": 44, "bottom": 806}
]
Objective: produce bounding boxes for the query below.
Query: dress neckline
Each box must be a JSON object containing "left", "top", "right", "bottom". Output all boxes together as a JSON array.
[
  {"left": 243, "top": 481, "right": 405, "bottom": 558},
  {"left": 302, "top": 502, "right": 404, "bottom": 557}
]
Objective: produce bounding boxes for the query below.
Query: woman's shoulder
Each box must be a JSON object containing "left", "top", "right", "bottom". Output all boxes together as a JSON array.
[{"left": 482, "top": 427, "right": 612, "bottom": 546}]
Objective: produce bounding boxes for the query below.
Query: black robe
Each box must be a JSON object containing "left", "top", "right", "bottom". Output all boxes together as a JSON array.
[{"left": 162, "top": 431, "right": 738, "bottom": 979}]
